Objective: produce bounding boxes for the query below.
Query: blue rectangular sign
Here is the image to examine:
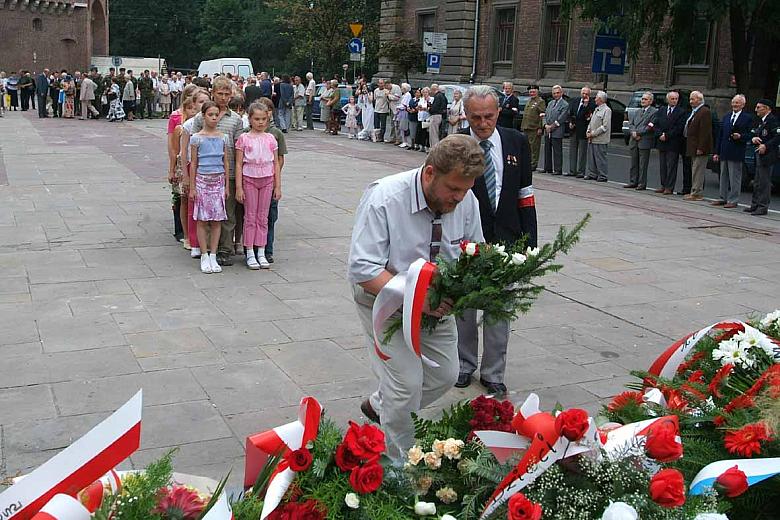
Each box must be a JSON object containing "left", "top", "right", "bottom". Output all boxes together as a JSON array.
[
  {"left": 426, "top": 53, "right": 441, "bottom": 73},
  {"left": 592, "top": 35, "right": 626, "bottom": 75}
]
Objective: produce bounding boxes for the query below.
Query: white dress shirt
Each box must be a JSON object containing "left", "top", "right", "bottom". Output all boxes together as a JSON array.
[
  {"left": 470, "top": 128, "right": 504, "bottom": 204},
  {"left": 348, "top": 168, "right": 483, "bottom": 283}
]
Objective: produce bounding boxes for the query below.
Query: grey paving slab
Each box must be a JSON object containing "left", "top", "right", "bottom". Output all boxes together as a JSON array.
[
  {"left": 139, "top": 402, "right": 234, "bottom": 449},
  {"left": 262, "top": 339, "right": 368, "bottom": 385},
  {"left": 39, "top": 314, "right": 127, "bottom": 353},
  {"left": 0, "top": 385, "right": 56, "bottom": 423}
]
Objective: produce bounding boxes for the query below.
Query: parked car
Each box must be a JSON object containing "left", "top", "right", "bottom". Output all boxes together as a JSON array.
[
  {"left": 312, "top": 83, "right": 353, "bottom": 122},
  {"left": 622, "top": 89, "right": 691, "bottom": 144},
  {"left": 515, "top": 92, "right": 625, "bottom": 137}
]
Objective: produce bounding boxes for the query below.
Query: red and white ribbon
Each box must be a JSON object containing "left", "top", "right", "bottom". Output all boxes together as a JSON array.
[
  {"left": 372, "top": 258, "right": 439, "bottom": 367},
  {"left": 29, "top": 494, "right": 90, "bottom": 520},
  {"left": 689, "top": 457, "right": 780, "bottom": 495},
  {"left": 601, "top": 415, "right": 680, "bottom": 458},
  {"left": 243, "top": 397, "right": 322, "bottom": 519},
  {"left": 0, "top": 391, "right": 142, "bottom": 520},
  {"left": 201, "top": 492, "right": 234, "bottom": 520}
]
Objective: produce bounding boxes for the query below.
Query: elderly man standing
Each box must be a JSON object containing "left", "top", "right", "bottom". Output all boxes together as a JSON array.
[
  {"left": 712, "top": 94, "right": 753, "bottom": 208},
  {"left": 746, "top": 99, "right": 780, "bottom": 216},
  {"left": 498, "top": 81, "right": 519, "bottom": 129},
  {"left": 625, "top": 91, "right": 658, "bottom": 190},
  {"left": 585, "top": 91, "right": 612, "bottom": 182},
  {"left": 543, "top": 85, "right": 569, "bottom": 175},
  {"left": 683, "top": 91, "right": 713, "bottom": 201},
  {"left": 35, "top": 69, "right": 50, "bottom": 118},
  {"left": 454, "top": 86, "right": 538, "bottom": 398},
  {"left": 521, "top": 85, "right": 546, "bottom": 171},
  {"left": 78, "top": 74, "right": 99, "bottom": 120},
  {"left": 566, "top": 86, "right": 595, "bottom": 177},
  {"left": 304, "top": 72, "right": 316, "bottom": 130},
  {"left": 654, "top": 91, "right": 686, "bottom": 194},
  {"left": 428, "top": 83, "right": 448, "bottom": 147},
  {"left": 348, "top": 135, "right": 484, "bottom": 462}
]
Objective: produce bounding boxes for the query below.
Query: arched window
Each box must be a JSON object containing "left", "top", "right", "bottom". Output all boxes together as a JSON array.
[{"left": 33, "top": 18, "right": 43, "bottom": 31}]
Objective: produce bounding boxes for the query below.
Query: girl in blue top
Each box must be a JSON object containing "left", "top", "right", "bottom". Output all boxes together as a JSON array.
[{"left": 189, "top": 101, "right": 230, "bottom": 274}]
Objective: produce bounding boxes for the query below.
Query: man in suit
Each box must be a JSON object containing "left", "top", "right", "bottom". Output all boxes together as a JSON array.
[
  {"left": 653, "top": 91, "right": 686, "bottom": 194},
  {"left": 745, "top": 99, "right": 780, "bottom": 216},
  {"left": 498, "top": 81, "right": 520, "bottom": 129},
  {"left": 585, "top": 91, "right": 612, "bottom": 182},
  {"left": 625, "top": 92, "right": 658, "bottom": 190},
  {"left": 683, "top": 91, "right": 713, "bottom": 201},
  {"left": 566, "top": 86, "right": 595, "bottom": 177},
  {"left": 455, "top": 85, "right": 538, "bottom": 398},
  {"left": 520, "top": 85, "right": 546, "bottom": 171},
  {"left": 244, "top": 77, "right": 263, "bottom": 106},
  {"left": 35, "top": 69, "right": 50, "bottom": 118},
  {"left": 543, "top": 85, "right": 569, "bottom": 175},
  {"left": 712, "top": 94, "right": 753, "bottom": 208}
]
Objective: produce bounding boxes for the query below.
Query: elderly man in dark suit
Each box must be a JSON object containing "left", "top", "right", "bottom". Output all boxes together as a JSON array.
[
  {"left": 653, "top": 91, "right": 686, "bottom": 194},
  {"left": 455, "top": 85, "right": 538, "bottom": 398},
  {"left": 625, "top": 91, "right": 658, "bottom": 190},
  {"left": 683, "top": 91, "right": 713, "bottom": 201},
  {"left": 712, "top": 94, "right": 753, "bottom": 208},
  {"left": 566, "top": 86, "right": 595, "bottom": 177},
  {"left": 498, "top": 81, "right": 520, "bottom": 129},
  {"left": 35, "top": 69, "right": 50, "bottom": 118},
  {"left": 746, "top": 99, "right": 780, "bottom": 216}
]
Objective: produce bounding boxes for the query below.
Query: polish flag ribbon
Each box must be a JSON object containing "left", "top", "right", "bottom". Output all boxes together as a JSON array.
[
  {"left": 372, "top": 258, "right": 440, "bottom": 367},
  {"left": 0, "top": 391, "right": 142, "bottom": 520},
  {"left": 243, "top": 397, "right": 322, "bottom": 520},
  {"left": 689, "top": 458, "right": 780, "bottom": 495},
  {"left": 601, "top": 415, "right": 680, "bottom": 458},
  {"left": 29, "top": 495, "right": 90, "bottom": 520}
]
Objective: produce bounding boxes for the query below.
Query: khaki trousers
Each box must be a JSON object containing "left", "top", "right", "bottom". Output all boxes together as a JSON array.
[
  {"left": 353, "top": 284, "right": 459, "bottom": 462},
  {"left": 691, "top": 155, "right": 707, "bottom": 196},
  {"left": 524, "top": 130, "right": 542, "bottom": 169}
]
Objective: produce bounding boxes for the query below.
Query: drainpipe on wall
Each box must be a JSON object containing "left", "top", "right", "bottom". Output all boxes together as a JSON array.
[{"left": 470, "top": 0, "right": 480, "bottom": 83}]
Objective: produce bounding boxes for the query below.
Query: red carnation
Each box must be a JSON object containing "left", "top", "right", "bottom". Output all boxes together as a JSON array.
[
  {"left": 334, "top": 443, "right": 362, "bottom": 472},
  {"left": 554, "top": 408, "right": 589, "bottom": 442},
  {"left": 645, "top": 422, "right": 683, "bottom": 463},
  {"left": 506, "top": 492, "right": 542, "bottom": 520},
  {"left": 724, "top": 422, "right": 774, "bottom": 457},
  {"left": 649, "top": 468, "right": 686, "bottom": 508},
  {"left": 285, "top": 447, "right": 313, "bottom": 472},
  {"left": 607, "top": 391, "right": 643, "bottom": 413},
  {"left": 349, "top": 462, "right": 384, "bottom": 494},
  {"left": 343, "top": 421, "right": 386, "bottom": 459},
  {"left": 708, "top": 363, "right": 734, "bottom": 398},
  {"left": 715, "top": 465, "right": 749, "bottom": 498}
]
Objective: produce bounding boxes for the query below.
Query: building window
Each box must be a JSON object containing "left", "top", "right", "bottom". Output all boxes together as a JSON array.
[
  {"left": 544, "top": 4, "right": 568, "bottom": 63},
  {"left": 32, "top": 18, "right": 43, "bottom": 31},
  {"left": 675, "top": 19, "right": 712, "bottom": 65},
  {"left": 418, "top": 12, "right": 435, "bottom": 42},
  {"left": 494, "top": 8, "right": 515, "bottom": 62}
]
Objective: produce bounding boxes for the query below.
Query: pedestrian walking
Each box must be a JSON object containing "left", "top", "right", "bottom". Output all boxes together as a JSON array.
[{"left": 79, "top": 75, "right": 100, "bottom": 119}]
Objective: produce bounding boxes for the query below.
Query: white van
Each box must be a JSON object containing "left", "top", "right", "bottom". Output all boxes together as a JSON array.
[
  {"left": 91, "top": 56, "right": 167, "bottom": 75},
  {"left": 197, "top": 58, "right": 254, "bottom": 79}
]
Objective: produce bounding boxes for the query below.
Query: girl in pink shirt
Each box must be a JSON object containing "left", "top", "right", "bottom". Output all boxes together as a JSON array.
[{"left": 235, "top": 102, "right": 280, "bottom": 269}]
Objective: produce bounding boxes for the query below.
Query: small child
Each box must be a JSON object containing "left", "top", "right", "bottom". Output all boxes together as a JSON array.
[
  {"left": 342, "top": 96, "right": 361, "bottom": 139},
  {"left": 235, "top": 102, "right": 280, "bottom": 269},
  {"left": 189, "top": 101, "right": 230, "bottom": 274}
]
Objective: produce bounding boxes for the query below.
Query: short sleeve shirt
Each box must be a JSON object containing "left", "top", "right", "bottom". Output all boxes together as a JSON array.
[
  {"left": 236, "top": 132, "right": 278, "bottom": 178},
  {"left": 190, "top": 133, "right": 229, "bottom": 175}
]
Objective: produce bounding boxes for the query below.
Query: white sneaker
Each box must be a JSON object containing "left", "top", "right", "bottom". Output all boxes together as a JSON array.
[
  {"left": 191, "top": 247, "right": 201, "bottom": 258},
  {"left": 257, "top": 255, "right": 270, "bottom": 269},
  {"left": 209, "top": 254, "right": 222, "bottom": 273},
  {"left": 246, "top": 255, "right": 260, "bottom": 270},
  {"left": 200, "top": 255, "right": 212, "bottom": 274},
  {"left": 398, "top": 143, "right": 408, "bottom": 148}
]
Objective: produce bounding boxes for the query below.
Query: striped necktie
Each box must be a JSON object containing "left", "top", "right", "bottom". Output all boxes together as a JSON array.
[
  {"left": 480, "top": 140, "right": 497, "bottom": 211},
  {"left": 429, "top": 212, "right": 442, "bottom": 261}
]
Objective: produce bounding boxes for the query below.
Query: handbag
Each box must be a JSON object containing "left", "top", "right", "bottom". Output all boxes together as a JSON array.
[
  {"left": 421, "top": 120, "right": 431, "bottom": 129},
  {"left": 448, "top": 115, "right": 460, "bottom": 126}
]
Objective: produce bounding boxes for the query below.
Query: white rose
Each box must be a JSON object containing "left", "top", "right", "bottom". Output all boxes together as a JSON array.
[
  {"left": 344, "top": 492, "right": 360, "bottom": 509},
  {"left": 414, "top": 501, "right": 437, "bottom": 516},
  {"left": 693, "top": 515, "right": 729, "bottom": 520},
  {"left": 442, "top": 438, "right": 464, "bottom": 460},
  {"left": 526, "top": 246, "right": 539, "bottom": 257},
  {"left": 431, "top": 439, "right": 446, "bottom": 457},
  {"left": 435, "top": 486, "right": 458, "bottom": 504},
  {"left": 407, "top": 445, "right": 424, "bottom": 465},
  {"left": 494, "top": 245, "right": 507, "bottom": 257},
  {"left": 441, "top": 516, "right": 458, "bottom": 520},
  {"left": 600, "top": 501, "right": 638, "bottom": 520},
  {"left": 424, "top": 451, "right": 442, "bottom": 470},
  {"left": 465, "top": 242, "right": 477, "bottom": 256},
  {"left": 510, "top": 253, "right": 527, "bottom": 265}
]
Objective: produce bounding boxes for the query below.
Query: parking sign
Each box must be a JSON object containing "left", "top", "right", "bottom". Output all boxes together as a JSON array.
[{"left": 426, "top": 53, "right": 441, "bottom": 74}]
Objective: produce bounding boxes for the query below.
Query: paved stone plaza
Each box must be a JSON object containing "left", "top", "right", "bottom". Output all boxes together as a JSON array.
[{"left": 1, "top": 113, "right": 779, "bottom": 485}]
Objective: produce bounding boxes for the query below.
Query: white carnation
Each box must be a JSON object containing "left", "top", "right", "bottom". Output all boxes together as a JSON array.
[
  {"left": 344, "top": 492, "right": 360, "bottom": 509},
  {"left": 442, "top": 438, "right": 464, "bottom": 460},
  {"left": 414, "top": 501, "right": 436, "bottom": 516},
  {"left": 510, "top": 252, "right": 527, "bottom": 265},
  {"left": 407, "top": 445, "right": 424, "bottom": 465},
  {"left": 526, "top": 246, "right": 539, "bottom": 257},
  {"left": 600, "top": 501, "right": 638, "bottom": 520}
]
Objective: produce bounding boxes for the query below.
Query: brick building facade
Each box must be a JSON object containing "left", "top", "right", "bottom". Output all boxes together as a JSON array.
[
  {"left": 378, "top": 0, "right": 737, "bottom": 111},
  {"left": 0, "top": 0, "right": 109, "bottom": 74}
]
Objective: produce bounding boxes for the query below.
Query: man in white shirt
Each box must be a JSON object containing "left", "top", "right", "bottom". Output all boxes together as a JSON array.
[
  {"left": 304, "top": 72, "right": 316, "bottom": 130},
  {"left": 348, "top": 135, "right": 484, "bottom": 462}
]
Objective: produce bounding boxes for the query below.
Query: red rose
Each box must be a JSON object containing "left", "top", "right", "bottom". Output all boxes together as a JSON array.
[
  {"left": 554, "top": 408, "right": 589, "bottom": 442},
  {"left": 645, "top": 422, "right": 683, "bottom": 463},
  {"left": 285, "top": 447, "right": 313, "bottom": 472},
  {"left": 715, "top": 465, "right": 749, "bottom": 498},
  {"left": 506, "top": 492, "right": 542, "bottom": 520},
  {"left": 348, "top": 462, "right": 384, "bottom": 494},
  {"left": 334, "top": 443, "right": 361, "bottom": 472},
  {"left": 649, "top": 468, "right": 686, "bottom": 508},
  {"left": 343, "top": 421, "right": 386, "bottom": 459},
  {"left": 291, "top": 499, "right": 327, "bottom": 520}
]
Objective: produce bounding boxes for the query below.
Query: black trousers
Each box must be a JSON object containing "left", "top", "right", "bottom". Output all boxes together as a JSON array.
[
  {"left": 658, "top": 150, "right": 679, "bottom": 190},
  {"left": 680, "top": 155, "right": 692, "bottom": 194},
  {"left": 37, "top": 93, "right": 48, "bottom": 117},
  {"left": 20, "top": 89, "right": 31, "bottom": 110},
  {"left": 752, "top": 162, "right": 773, "bottom": 212}
]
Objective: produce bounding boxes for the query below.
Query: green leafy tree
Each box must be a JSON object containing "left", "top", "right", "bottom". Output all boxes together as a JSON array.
[
  {"left": 563, "top": 0, "right": 780, "bottom": 102},
  {"left": 377, "top": 37, "right": 426, "bottom": 84}
]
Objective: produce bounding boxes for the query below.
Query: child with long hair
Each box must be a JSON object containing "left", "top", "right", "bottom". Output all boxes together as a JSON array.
[
  {"left": 235, "top": 102, "right": 280, "bottom": 269},
  {"left": 189, "top": 101, "right": 230, "bottom": 274}
]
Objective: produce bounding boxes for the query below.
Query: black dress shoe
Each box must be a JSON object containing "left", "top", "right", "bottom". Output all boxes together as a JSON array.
[
  {"left": 479, "top": 379, "right": 507, "bottom": 399},
  {"left": 550, "top": 171, "right": 562, "bottom": 176},
  {"left": 266, "top": 253, "right": 274, "bottom": 263},
  {"left": 360, "top": 399, "right": 380, "bottom": 424},
  {"left": 743, "top": 207, "right": 757, "bottom": 213},
  {"left": 596, "top": 178, "right": 608, "bottom": 182},
  {"left": 576, "top": 173, "right": 585, "bottom": 178},
  {"left": 751, "top": 209, "right": 768, "bottom": 216},
  {"left": 623, "top": 183, "right": 638, "bottom": 189},
  {"left": 635, "top": 185, "right": 646, "bottom": 190},
  {"left": 454, "top": 373, "right": 472, "bottom": 388},
  {"left": 562, "top": 173, "right": 575, "bottom": 177}
]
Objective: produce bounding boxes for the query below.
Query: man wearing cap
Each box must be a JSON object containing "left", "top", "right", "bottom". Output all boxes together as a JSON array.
[
  {"left": 348, "top": 135, "right": 484, "bottom": 462},
  {"left": 520, "top": 85, "right": 546, "bottom": 171},
  {"left": 745, "top": 99, "right": 779, "bottom": 216}
]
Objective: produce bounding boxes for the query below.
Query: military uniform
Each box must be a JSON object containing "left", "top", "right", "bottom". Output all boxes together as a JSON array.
[
  {"left": 100, "top": 75, "right": 113, "bottom": 116},
  {"left": 137, "top": 75, "right": 154, "bottom": 119},
  {"left": 748, "top": 111, "right": 780, "bottom": 215},
  {"left": 521, "top": 95, "right": 546, "bottom": 170}
]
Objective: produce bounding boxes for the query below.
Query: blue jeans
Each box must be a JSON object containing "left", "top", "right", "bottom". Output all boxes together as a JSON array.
[{"left": 266, "top": 198, "right": 278, "bottom": 255}]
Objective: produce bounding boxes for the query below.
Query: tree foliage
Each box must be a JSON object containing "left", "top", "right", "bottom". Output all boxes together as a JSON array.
[{"left": 377, "top": 38, "right": 426, "bottom": 84}]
